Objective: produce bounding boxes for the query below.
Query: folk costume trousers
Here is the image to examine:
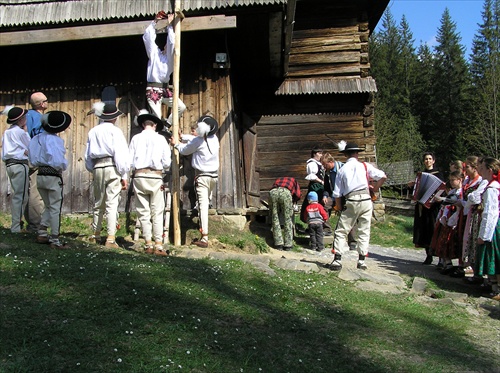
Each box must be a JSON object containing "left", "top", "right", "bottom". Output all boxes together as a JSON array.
[
  {"left": 269, "top": 187, "right": 294, "bottom": 247},
  {"left": 195, "top": 173, "right": 217, "bottom": 240},
  {"left": 92, "top": 165, "right": 122, "bottom": 237},
  {"left": 334, "top": 193, "right": 373, "bottom": 256},
  {"left": 37, "top": 174, "right": 63, "bottom": 237},
  {"left": 6, "top": 163, "right": 29, "bottom": 233},
  {"left": 133, "top": 173, "right": 164, "bottom": 243},
  {"left": 146, "top": 86, "right": 186, "bottom": 124}
]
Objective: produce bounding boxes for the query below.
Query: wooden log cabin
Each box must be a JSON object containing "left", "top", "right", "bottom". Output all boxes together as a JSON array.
[{"left": 0, "top": 0, "right": 389, "bottom": 218}]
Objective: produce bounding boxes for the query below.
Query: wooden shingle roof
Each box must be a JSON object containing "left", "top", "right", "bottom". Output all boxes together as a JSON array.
[
  {"left": 275, "top": 77, "right": 378, "bottom": 95},
  {"left": 0, "top": 0, "right": 286, "bottom": 27}
]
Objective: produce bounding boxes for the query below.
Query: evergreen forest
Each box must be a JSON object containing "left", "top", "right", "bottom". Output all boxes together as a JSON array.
[{"left": 370, "top": 0, "right": 499, "bottom": 173}]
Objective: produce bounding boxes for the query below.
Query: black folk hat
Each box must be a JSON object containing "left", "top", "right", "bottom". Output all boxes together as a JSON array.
[
  {"left": 4, "top": 106, "right": 28, "bottom": 124},
  {"left": 136, "top": 110, "right": 164, "bottom": 133},
  {"left": 198, "top": 115, "right": 218, "bottom": 137},
  {"left": 41, "top": 111, "right": 72, "bottom": 133},
  {"left": 93, "top": 102, "right": 123, "bottom": 120}
]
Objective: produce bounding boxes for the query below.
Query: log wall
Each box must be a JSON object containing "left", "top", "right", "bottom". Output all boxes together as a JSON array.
[{"left": 256, "top": 113, "right": 377, "bottom": 203}]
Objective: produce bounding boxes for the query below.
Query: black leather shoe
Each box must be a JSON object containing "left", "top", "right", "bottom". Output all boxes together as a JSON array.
[
  {"left": 449, "top": 267, "right": 465, "bottom": 278},
  {"left": 422, "top": 255, "right": 433, "bottom": 265},
  {"left": 440, "top": 266, "right": 454, "bottom": 275},
  {"left": 283, "top": 246, "right": 292, "bottom": 251}
]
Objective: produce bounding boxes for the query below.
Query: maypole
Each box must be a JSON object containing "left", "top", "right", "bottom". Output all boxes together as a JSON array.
[{"left": 171, "top": 2, "right": 184, "bottom": 246}]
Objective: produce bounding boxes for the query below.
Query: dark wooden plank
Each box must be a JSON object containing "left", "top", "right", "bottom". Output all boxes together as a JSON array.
[
  {"left": 291, "top": 43, "right": 361, "bottom": 54},
  {"left": 293, "top": 25, "right": 359, "bottom": 38},
  {"left": 292, "top": 35, "right": 361, "bottom": 48},
  {"left": 0, "top": 16, "right": 237, "bottom": 46},
  {"left": 287, "top": 64, "right": 361, "bottom": 77},
  {"left": 257, "top": 113, "right": 362, "bottom": 125},
  {"left": 289, "top": 51, "right": 360, "bottom": 65}
]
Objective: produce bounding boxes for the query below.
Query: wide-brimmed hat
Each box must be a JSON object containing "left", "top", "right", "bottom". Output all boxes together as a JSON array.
[
  {"left": 135, "top": 109, "right": 164, "bottom": 132},
  {"left": 3, "top": 106, "right": 28, "bottom": 124},
  {"left": 92, "top": 102, "right": 123, "bottom": 120},
  {"left": 197, "top": 115, "right": 218, "bottom": 137},
  {"left": 338, "top": 141, "right": 364, "bottom": 153},
  {"left": 41, "top": 111, "right": 72, "bottom": 133}
]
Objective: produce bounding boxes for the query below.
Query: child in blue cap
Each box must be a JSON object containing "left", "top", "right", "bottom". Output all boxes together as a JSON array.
[{"left": 302, "top": 191, "right": 329, "bottom": 251}]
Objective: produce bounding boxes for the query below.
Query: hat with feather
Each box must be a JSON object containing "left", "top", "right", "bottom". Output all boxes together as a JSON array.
[
  {"left": 338, "top": 140, "right": 364, "bottom": 153},
  {"left": 2, "top": 106, "right": 28, "bottom": 124},
  {"left": 41, "top": 111, "right": 72, "bottom": 133},
  {"left": 90, "top": 102, "right": 123, "bottom": 120},
  {"left": 134, "top": 109, "right": 164, "bottom": 132},
  {"left": 195, "top": 115, "right": 218, "bottom": 137}
]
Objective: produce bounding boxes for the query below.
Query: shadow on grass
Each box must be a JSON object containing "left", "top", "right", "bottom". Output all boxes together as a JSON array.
[{"left": 0, "top": 228, "right": 497, "bottom": 372}]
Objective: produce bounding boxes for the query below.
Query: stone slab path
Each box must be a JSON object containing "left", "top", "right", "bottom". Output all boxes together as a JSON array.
[{"left": 175, "top": 243, "right": 500, "bottom": 317}]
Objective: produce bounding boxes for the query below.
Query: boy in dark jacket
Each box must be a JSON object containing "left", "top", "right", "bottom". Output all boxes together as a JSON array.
[{"left": 303, "top": 191, "right": 329, "bottom": 251}]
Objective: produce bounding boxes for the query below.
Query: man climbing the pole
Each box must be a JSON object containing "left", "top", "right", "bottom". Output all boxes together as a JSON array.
[{"left": 143, "top": 10, "right": 186, "bottom": 127}]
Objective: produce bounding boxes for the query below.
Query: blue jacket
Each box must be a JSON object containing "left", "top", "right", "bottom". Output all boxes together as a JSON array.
[{"left": 323, "top": 161, "right": 343, "bottom": 200}]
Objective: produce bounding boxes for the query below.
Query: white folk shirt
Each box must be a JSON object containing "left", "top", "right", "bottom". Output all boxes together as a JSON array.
[
  {"left": 478, "top": 180, "right": 500, "bottom": 242},
  {"left": 1, "top": 125, "right": 30, "bottom": 161},
  {"left": 129, "top": 128, "right": 172, "bottom": 171},
  {"left": 143, "top": 21, "right": 174, "bottom": 84},
  {"left": 84, "top": 121, "right": 130, "bottom": 179},
  {"left": 332, "top": 157, "right": 386, "bottom": 198},
  {"left": 176, "top": 135, "right": 219, "bottom": 173},
  {"left": 28, "top": 132, "right": 67, "bottom": 172}
]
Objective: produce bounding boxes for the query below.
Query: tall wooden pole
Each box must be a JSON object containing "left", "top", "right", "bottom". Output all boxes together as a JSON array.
[{"left": 171, "top": 7, "right": 183, "bottom": 246}]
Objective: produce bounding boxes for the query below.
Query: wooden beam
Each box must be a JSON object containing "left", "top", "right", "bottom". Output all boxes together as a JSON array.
[
  {"left": 0, "top": 15, "right": 236, "bottom": 47},
  {"left": 283, "top": 0, "right": 297, "bottom": 77}
]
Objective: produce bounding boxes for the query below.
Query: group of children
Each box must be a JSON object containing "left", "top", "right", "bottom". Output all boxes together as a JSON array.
[{"left": 431, "top": 156, "right": 500, "bottom": 300}]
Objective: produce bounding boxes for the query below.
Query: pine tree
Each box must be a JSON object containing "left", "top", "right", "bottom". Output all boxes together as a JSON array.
[
  {"left": 371, "top": 11, "right": 424, "bottom": 165},
  {"left": 470, "top": 0, "right": 500, "bottom": 158},
  {"left": 429, "top": 8, "right": 471, "bottom": 165},
  {"left": 412, "top": 43, "right": 435, "bottom": 147}
]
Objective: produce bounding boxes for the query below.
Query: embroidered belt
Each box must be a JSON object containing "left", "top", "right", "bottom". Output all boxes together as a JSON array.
[
  {"left": 5, "top": 159, "right": 28, "bottom": 166},
  {"left": 38, "top": 166, "right": 62, "bottom": 176}
]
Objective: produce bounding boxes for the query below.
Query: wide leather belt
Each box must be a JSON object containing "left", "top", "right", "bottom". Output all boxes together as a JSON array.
[
  {"left": 135, "top": 168, "right": 162, "bottom": 175},
  {"left": 5, "top": 159, "right": 28, "bottom": 166},
  {"left": 38, "top": 165, "right": 62, "bottom": 176},
  {"left": 147, "top": 82, "right": 168, "bottom": 88},
  {"left": 345, "top": 188, "right": 370, "bottom": 198},
  {"left": 94, "top": 157, "right": 114, "bottom": 168}
]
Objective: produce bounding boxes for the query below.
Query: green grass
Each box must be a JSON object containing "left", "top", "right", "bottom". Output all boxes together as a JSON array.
[
  {"left": 370, "top": 214, "right": 415, "bottom": 248},
  {"left": 0, "top": 212, "right": 498, "bottom": 372}
]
